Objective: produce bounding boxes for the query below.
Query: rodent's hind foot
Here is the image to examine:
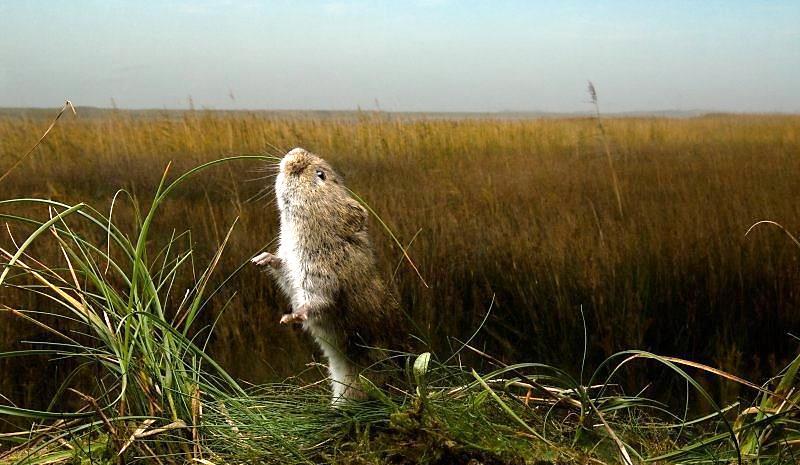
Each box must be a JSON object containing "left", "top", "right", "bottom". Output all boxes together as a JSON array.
[{"left": 251, "top": 252, "right": 282, "bottom": 269}]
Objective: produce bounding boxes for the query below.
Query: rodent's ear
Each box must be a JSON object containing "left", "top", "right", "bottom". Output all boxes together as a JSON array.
[{"left": 344, "top": 200, "right": 368, "bottom": 233}]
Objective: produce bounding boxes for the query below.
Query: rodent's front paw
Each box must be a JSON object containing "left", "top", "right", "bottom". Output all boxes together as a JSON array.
[
  {"left": 251, "top": 252, "right": 282, "bottom": 268},
  {"left": 279, "top": 312, "right": 308, "bottom": 325},
  {"left": 279, "top": 303, "right": 310, "bottom": 325}
]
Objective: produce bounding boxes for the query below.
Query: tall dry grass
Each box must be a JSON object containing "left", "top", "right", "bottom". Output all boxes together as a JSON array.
[{"left": 1, "top": 110, "right": 799, "bottom": 411}]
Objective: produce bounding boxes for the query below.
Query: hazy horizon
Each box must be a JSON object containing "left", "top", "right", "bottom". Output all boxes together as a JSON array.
[
  {"left": 2, "top": 1, "right": 799, "bottom": 113},
  {"left": 4, "top": 106, "right": 799, "bottom": 116}
]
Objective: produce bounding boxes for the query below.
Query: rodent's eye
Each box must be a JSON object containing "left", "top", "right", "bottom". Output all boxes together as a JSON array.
[{"left": 316, "top": 169, "right": 326, "bottom": 181}]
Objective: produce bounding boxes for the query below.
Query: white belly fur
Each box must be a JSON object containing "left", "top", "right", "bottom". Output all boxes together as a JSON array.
[{"left": 278, "top": 220, "right": 358, "bottom": 403}]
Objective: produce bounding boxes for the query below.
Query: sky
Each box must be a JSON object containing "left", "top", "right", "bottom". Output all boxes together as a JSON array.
[{"left": 1, "top": 0, "right": 798, "bottom": 113}]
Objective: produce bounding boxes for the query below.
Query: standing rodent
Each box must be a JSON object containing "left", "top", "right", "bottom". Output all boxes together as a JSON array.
[{"left": 252, "top": 147, "right": 405, "bottom": 403}]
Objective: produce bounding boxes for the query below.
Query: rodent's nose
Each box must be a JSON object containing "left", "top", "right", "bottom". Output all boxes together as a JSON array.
[
  {"left": 286, "top": 147, "right": 307, "bottom": 157},
  {"left": 283, "top": 147, "right": 310, "bottom": 175}
]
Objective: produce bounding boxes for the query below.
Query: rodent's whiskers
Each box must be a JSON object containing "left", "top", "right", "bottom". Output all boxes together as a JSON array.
[
  {"left": 263, "top": 141, "right": 288, "bottom": 158},
  {"left": 243, "top": 173, "right": 279, "bottom": 183},
  {"left": 251, "top": 195, "right": 277, "bottom": 209},
  {"left": 244, "top": 156, "right": 280, "bottom": 203},
  {"left": 251, "top": 163, "right": 280, "bottom": 172},
  {"left": 250, "top": 166, "right": 281, "bottom": 178},
  {"left": 245, "top": 185, "right": 276, "bottom": 204}
]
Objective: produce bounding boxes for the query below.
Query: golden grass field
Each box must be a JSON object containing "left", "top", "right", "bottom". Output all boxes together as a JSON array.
[{"left": 2, "top": 110, "right": 799, "bottom": 410}]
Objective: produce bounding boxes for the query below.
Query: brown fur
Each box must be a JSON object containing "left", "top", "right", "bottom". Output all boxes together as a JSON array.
[{"left": 253, "top": 147, "right": 405, "bottom": 402}]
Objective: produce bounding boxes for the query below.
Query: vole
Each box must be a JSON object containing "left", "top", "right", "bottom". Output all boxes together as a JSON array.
[{"left": 252, "top": 147, "right": 404, "bottom": 403}]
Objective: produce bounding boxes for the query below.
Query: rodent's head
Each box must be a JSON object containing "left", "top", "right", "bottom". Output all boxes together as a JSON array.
[{"left": 275, "top": 148, "right": 360, "bottom": 221}]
